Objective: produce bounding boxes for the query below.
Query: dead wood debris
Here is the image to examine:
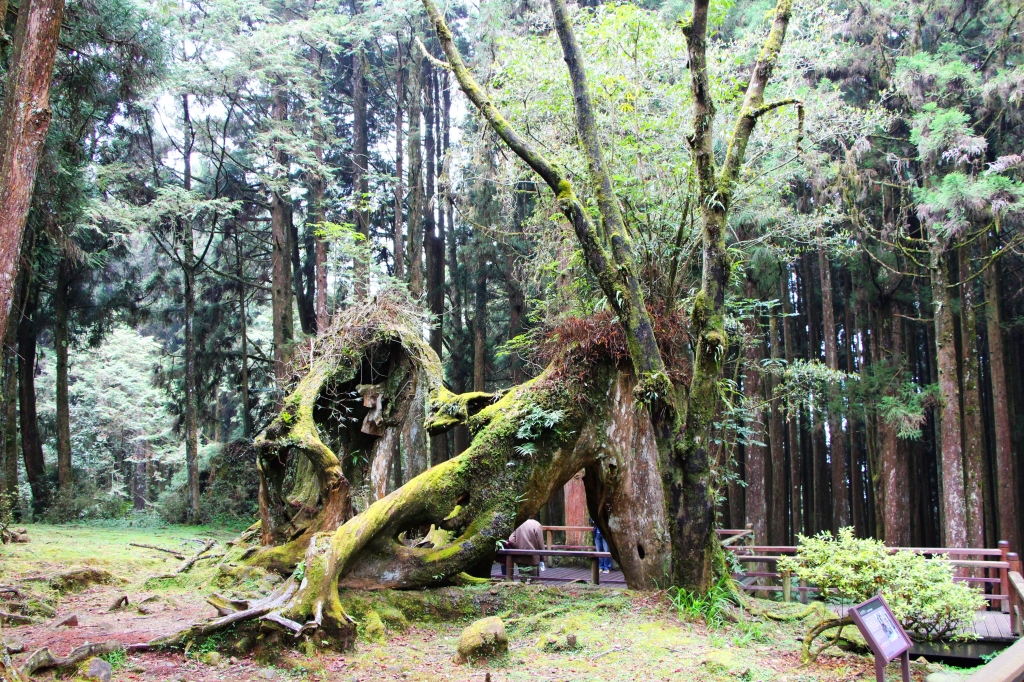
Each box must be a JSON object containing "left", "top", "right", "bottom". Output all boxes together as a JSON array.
[
  {"left": 107, "top": 596, "right": 129, "bottom": 612},
  {"left": 150, "top": 539, "right": 217, "bottom": 579},
  {"left": 128, "top": 543, "right": 186, "bottom": 560}
]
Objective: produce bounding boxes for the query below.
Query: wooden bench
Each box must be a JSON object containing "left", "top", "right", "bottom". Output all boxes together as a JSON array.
[{"left": 495, "top": 548, "right": 612, "bottom": 585}]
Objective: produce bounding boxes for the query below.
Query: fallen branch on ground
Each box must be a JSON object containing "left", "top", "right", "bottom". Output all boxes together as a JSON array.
[
  {"left": 150, "top": 539, "right": 217, "bottom": 579},
  {"left": 0, "top": 613, "right": 32, "bottom": 626},
  {"left": 590, "top": 645, "right": 625, "bottom": 660},
  {"left": 128, "top": 543, "right": 186, "bottom": 560},
  {"left": 19, "top": 640, "right": 122, "bottom": 678}
]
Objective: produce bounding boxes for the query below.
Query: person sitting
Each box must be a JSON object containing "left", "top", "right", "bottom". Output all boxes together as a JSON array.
[{"left": 501, "top": 518, "right": 545, "bottom": 577}]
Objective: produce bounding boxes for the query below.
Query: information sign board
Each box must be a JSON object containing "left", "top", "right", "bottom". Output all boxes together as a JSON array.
[{"left": 849, "top": 595, "right": 912, "bottom": 682}]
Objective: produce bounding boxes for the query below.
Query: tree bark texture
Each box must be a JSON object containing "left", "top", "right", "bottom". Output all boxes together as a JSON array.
[
  {"left": 54, "top": 256, "right": 72, "bottom": 492},
  {"left": 781, "top": 265, "right": 802, "bottom": 540},
  {"left": 818, "top": 247, "right": 850, "bottom": 531},
  {"left": 958, "top": 246, "right": 985, "bottom": 549},
  {"left": 406, "top": 51, "right": 424, "bottom": 298},
  {"left": 768, "top": 313, "right": 786, "bottom": 545},
  {"left": 878, "top": 300, "right": 909, "bottom": 545},
  {"left": 983, "top": 231, "right": 1017, "bottom": 549},
  {"left": 393, "top": 41, "right": 405, "bottom": 282},
  {"left": 352, "top": 47, "right": 369, "bottom": 299},
  {"left": 931, "top": 245, "right": 967, "bottom": 547},
  {"left": 742, "top": 297, "right": 767, "bottom": 547},
  {"left": 0, "top": 0, "right": 65, "bottom": 350},
  {"left": 17, "top": 280, "right": 47, "bottom": 514},
  {"left": 270, "top": 88, "right": 294, "bottom": 388},
  {"left": 181, "top": 95, "right": 200, "bottom": 521}
]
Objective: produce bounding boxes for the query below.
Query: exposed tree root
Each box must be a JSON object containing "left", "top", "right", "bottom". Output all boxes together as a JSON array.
[
  {"left": 801, "top": 615, "right": 854, "bottom": 663},
  {"left": 19, "top": 640, "right": 122, "bottom": 678}
]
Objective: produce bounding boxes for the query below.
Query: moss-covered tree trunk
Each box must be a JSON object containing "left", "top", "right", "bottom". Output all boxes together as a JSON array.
[
  {"left": 420, "top": 0, "right": 796, "bottom": 591},
  {"left": 161, "top": 297, "right": 677, "bottom": 649}
]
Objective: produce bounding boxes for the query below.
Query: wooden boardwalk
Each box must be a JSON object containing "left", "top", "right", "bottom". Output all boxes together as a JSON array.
[
  {"left": 829, "top": 604, "right": 1014, "bottom": 642},
  {"left": 490, "top": 563, "right": 626, "bottom": 585},
  {"left": 493, "top": 565, "right": 1013, "bottom": 642}
]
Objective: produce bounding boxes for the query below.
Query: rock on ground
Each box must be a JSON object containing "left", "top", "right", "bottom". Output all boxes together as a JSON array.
[
  {"left": 85, "top": 657, "right": 112, "bottom": 682},
  {"left": 457, "top": 616, "right": 508, "bottom": 663}
]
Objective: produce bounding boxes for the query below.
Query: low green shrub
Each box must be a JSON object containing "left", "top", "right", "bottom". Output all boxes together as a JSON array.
[
  {"left": 778, "top": 528, "right": 986, "bottom": 640},
  {"left": 667, "top": 574, "right": 736, "bottom": 627}
]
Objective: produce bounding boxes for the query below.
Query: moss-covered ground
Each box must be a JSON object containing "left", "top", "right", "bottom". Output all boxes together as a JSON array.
[{"left": 1, "top": 525, "right": 981, "bottom": 681}]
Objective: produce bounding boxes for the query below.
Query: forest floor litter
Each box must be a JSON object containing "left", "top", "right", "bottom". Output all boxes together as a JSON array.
[{"left": 0, "top": 525, "right": 981, "bottom": 681}]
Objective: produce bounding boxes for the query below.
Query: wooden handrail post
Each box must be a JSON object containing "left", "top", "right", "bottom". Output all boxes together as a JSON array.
[
  {"left": 506, "top": 554, "right": 514, "bottom": 582},
  {"left": 546, "top": 530, "right": 553, "bottom": 551},
  {"left": 782, "top": 569, "right": 791, "bottom": 603},
  {"left": 591, "top": 557, "right": 600, "bottom": 585},
  {"left": 999, "top": 541, "right": 1010, "bottom": 614},
  {"left": 1009, "top": 553, "right": 1022, "bottom": 637}
]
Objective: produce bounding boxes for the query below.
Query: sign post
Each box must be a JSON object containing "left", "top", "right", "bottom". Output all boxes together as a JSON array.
[{"left": 849, "top": 595, "right": 912, "bottom": 682}]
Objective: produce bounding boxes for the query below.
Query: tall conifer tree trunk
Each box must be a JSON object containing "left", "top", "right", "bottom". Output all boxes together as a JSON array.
[
  {"left": 931, "top": 244, "right": 967, "bottom": 546},
  {"left": 352, "top": 48, "right": 370, "bottom": 299},
  {"left": 181, "top": 94, "right": 200, "bottom": 520},
  {"left": 878, "top": 299, "right": 909, "bottom": 545},
  {"left": 54, "top": 256, "right": 73, "bottom": 492},
  {"left": 310, "top": 144, "right": 328, "bottom": 333},
  {"left": 270, "top": 87, "right": 294, "bottom": 387},
  {"left": 768, "top": 313, "right": 786, "bottom": 544},
  {"left": 0, "top": 0, "right": 65, "bottom": 348},
  {"left": 781, "top": 266, "right": 801, "bottom": 540},
  {"left": 17, "top": 279, "right": 47, "bottom": 514},
  {"left": 406, "top": 50, "right": 424, "bottom": 298},
  {"left": 818, "top": 246, "right": 849, "bottom": 530},
  {"left": 742, "top": 279, "right": 767, "bottom": 545},
  {"left": 958, "top": 246, "right": 985, "bottom": 548},
  {"left": 983, "top": 231, "right": 1017, "bottom": 549},
  {"left": 0, "top": 264, "right": 24, "bottom": 502},
  {"left": 236, "top": 231, "right": 253, "bottom": 437},
  {"left": 393, "top": 41, "right": 405, "bottom": 282},
  {"left": 473, "top": 250, "right": 487, "bottom": 393}
]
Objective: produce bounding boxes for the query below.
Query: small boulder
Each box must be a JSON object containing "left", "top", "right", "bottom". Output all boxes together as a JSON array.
[
  {"left": 200, "top": 651, "right": 222, "bottom": 666},
  {"left": 54, "top": 614, "right": 79, "bottom": 627},
  {"left": 84, "top": 657, "right": 113, "bottom": 682},
  {"left": 457, "top": 616, "right": 508, "bottom": 662}
]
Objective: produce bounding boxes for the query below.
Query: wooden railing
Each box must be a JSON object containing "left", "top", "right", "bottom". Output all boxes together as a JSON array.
[
  {"left": 965, "top": 569, "right": 1024, "bottom": 681},
  {"left": 716, "top": 530, "right": 1020, "bottom": 610},
  {"left": 540, "top": 525, "right": 594, "bottom": 550}
]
